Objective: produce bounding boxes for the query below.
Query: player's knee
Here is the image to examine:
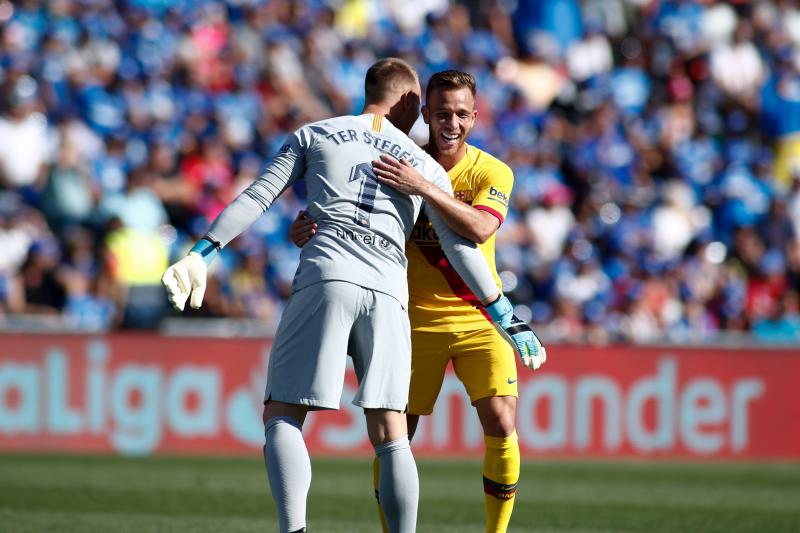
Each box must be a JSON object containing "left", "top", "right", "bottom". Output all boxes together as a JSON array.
[
  {"left": 365, "top": 409, "right": 407, "bottom": 445},
  {"left": 498, "top": 414, "right": 516, "bottom": 436},
  {"left": 476, "top": 397, "right": 516, "bottom": 437},
  {"left": 483, "top": 412, "right": 515, "bottom": 437},
  {"left": 262, "top": 400, "right": 307, "bottom": 426}
]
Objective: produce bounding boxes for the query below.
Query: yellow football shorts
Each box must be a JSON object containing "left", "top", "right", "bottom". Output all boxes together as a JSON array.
[{"left": 408, "top": 326, "right": 518, "bottom": 415}]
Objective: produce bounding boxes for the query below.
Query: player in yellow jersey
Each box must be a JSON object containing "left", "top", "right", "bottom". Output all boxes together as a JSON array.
[{"left": 290, "top": 70, "right": 546, "bottom": 533}]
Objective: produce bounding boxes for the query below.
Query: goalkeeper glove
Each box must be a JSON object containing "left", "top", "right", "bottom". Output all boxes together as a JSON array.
[
  {"left": 485, "top": 295, "right": 547, "bottom": 371},
  {"left": 161, "top": 239, "right": 219, "bottom": 311}
]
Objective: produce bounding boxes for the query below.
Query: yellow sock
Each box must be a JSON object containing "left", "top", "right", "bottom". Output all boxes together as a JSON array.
[
  {"left": 483, "top": 431, "right": 520, "bottom": 533},
  {"left": 373, "top": 455, "right": 390, "bottom": 533}
]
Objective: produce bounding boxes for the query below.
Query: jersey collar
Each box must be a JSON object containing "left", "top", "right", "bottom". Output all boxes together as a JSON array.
[{"left": 447, "top": 143, "right": 475, "bottom": 177}]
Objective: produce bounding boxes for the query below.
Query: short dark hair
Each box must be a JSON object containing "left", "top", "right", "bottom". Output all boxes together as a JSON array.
[
  {"left": 364, "top": 58, "right": 419, "bottom": 103},
  {"left": 425, "top": 70, "right": 476, "bottom": 103}
]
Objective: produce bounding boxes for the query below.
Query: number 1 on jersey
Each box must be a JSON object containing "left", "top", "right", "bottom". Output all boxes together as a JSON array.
[{"left": 349, "top": 162, "right": 379, "bottom": 227}]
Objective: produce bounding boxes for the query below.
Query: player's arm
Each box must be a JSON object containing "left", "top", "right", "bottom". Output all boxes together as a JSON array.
[
  {"left": 162, "top": 130, "right": 310, "bottom": 311},
  {"left": 423, "top": 169, "right": 546, "bottom": 370},
  {"left": 372, "top": 154, "right": 499, "bottom": 243}
]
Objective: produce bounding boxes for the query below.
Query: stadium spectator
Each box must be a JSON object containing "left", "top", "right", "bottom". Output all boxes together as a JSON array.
[
  {"left": 0, "top": 0, "right": 798, "bottom": 345},
  {"left": 0, "top": 77, "right": 54, "bottom": 195},
  {"left": 14, "top": 237, "right": 67, "bottom": 316}
]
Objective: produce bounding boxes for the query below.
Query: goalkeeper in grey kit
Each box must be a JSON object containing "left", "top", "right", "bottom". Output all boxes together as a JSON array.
[{"left": 161, "top": 58, "right": 545, "bottom": 533}]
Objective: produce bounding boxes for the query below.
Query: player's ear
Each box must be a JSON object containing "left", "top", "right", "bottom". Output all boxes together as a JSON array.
[
  {"left": 422, "top": 105, "right": 430, "bottom": 124},
  {"left": 401, "top": 91, "right": 420, "bottom": 116}
]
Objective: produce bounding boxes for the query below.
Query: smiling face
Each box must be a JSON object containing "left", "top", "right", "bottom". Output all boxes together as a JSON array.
[{"left": 423, "top": 86, "right": 477, "bottom": 166}]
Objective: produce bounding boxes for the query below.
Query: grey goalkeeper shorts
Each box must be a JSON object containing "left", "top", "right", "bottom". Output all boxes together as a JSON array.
[{"left": 264, "top": 280, "right": 411, "bottom": 411}]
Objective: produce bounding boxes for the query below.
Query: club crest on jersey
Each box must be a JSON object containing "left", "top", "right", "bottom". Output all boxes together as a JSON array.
[{"left": 454, "top": 190, "right": 473, "bottom": 202}]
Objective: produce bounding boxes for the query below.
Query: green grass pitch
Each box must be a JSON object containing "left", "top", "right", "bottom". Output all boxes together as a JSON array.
[{"left": 1, "top": 454, "right": 798, "bottom": 532}]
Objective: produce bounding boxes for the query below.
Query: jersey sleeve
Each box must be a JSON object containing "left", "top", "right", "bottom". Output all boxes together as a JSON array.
[
  {"left": 471, "top": 160, "right": 514, "bottom": 225},
  {"left": 205, "top": 127, "right": 311, "bottom": 247},
  {"left": 422, "top": 160, "right": 499, "bottom": 302}
]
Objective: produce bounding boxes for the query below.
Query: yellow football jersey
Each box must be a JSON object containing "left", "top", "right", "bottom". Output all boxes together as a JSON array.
[{"left": 407, "top": 144, "right": 513, "bottom": 332}]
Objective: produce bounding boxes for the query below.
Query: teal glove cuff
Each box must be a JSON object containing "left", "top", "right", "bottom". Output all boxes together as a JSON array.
[
  {"left": 485, "top": 295, "right": 513, "bottom": 327},
  {"left": 190, "top": 238, "right": 220, "bottom": 266}
]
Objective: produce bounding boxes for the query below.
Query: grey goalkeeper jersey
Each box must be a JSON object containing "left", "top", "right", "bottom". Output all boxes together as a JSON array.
[{"left": 205, "top": 113, "right": 497, "bottom": 308}]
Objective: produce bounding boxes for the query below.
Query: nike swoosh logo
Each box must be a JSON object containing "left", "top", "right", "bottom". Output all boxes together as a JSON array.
[{"left": 507, "top": 378, "right": 518, "bottom": 384}]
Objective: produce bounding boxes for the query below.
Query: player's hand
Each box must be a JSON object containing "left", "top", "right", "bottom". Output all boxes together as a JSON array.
[
  {"left": 372, "top": 154, "right": 430, "bottom": 196},
  {"left": 485, "top": 295, "right": 547, "bottom": 371},
  {"left": 161, "top": 252, "right": 207, "bottom": 311},
  {"left": 289, "top": 210, "right": 317, "bottom": 247}
]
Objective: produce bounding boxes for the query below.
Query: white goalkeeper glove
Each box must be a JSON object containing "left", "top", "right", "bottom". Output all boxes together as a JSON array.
[
  {"left": 485, "top": 295, "right": 547, "bottom": 371},
  {"left": 161, "top": 239, "right": 219, "bottom": 311}
]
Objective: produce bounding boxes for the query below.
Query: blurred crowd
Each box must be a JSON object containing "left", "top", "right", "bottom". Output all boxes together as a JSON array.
[{"left": 1, "top": 0, "right": 800, "bottom": 344}]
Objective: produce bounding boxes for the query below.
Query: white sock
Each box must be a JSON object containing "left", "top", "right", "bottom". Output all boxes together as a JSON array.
[
  {"left": 375, "top": 437, "right": 419, "bottom": 533},
  {"left": 264, "top": 417, "right": 311, "bottom": 533}
]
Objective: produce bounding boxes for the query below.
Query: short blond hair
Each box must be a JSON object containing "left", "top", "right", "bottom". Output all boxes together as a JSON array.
[
  {"left": 425, "top": 70, "right": 476, "bottom": 103},
  {"left": 364, "top": 58, "right": 419, "bottom": 104}
]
